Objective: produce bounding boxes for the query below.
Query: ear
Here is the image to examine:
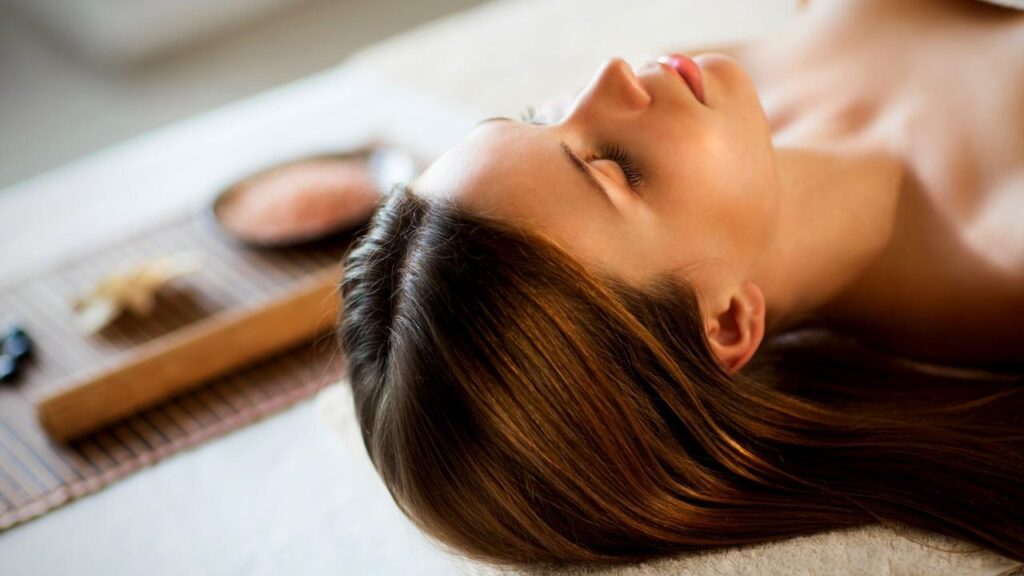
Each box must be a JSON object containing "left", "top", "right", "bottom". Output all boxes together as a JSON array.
[{"left": 704, "top": 281, "right": 766, "bottom": 374}]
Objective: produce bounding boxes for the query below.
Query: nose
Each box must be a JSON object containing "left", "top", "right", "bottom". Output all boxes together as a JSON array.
[{"left": 564, "top": 57, "right": 650, "bottom": 123}]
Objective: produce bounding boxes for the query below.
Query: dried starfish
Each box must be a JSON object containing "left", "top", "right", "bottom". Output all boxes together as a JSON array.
[{"left": 72, "top": 251, "right": 204, "bottom": 334}]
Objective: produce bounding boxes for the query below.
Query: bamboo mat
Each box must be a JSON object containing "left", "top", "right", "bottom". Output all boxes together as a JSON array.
[{"left": 0, "top": 211, "right": 352, "bottom": 531}]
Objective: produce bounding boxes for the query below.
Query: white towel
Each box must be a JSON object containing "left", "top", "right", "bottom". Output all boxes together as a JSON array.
[{"left": 982, "top": 0, "right": 1024, "bottom": 9}]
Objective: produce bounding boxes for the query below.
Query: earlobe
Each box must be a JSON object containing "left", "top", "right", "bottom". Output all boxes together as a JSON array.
[{"left": 704, "top": 281, "right": 766, "bottom": 373}]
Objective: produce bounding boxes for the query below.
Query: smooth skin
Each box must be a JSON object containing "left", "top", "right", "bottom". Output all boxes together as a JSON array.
[{"left": 413, "top": 0, "right": 1024, "bottom": 371}]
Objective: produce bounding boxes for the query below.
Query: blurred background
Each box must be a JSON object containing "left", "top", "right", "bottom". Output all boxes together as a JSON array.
[{"left": 0, "top": 0, "right": 487, "bottom": 190}]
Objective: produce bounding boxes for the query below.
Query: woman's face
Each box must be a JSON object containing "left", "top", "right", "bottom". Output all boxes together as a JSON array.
[{"left": 414, "top": 54, "right": 780, "bottom": 296}]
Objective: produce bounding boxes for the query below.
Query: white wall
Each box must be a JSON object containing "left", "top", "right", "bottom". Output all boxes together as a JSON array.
[{"left": 0, "top": 0, "right": 486, "bottom": 189}]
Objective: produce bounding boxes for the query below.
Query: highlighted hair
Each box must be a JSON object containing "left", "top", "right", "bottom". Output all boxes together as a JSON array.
[{"left": 338, "top": 186, "right": 1024, "bottom": 568}]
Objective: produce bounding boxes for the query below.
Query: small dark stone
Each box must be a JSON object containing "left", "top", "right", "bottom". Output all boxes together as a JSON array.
[
  {"left": 3, "top": 330, "right": 31, "bottom": 360},
  {"left": 0, "top": 354, "right": 16, "bottom": 382}
]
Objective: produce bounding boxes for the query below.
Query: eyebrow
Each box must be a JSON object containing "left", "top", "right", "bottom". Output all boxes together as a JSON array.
[{"left": 558, "top": 142, "right": 611, "bottom": 201}]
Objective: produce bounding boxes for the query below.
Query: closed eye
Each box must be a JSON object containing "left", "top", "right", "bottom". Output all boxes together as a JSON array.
[
  {"left": 514, "top": 109, "right": 643, "bottom": 199},
  {"left": 595, "top": 145, "right": 644, "bottom": 192},
  {"left": 519, "top": 106, "right": 644, "bottom": 190}
]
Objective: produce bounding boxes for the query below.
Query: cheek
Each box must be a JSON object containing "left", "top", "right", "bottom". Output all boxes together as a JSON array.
[
  {"left": 657, "top": 136, "right": 775, "bottom": 262},
  {"left": 699, "top": 105, "right": 777, "bottom": 211},
  {"left": 644, "top": 92, "right": 778, "bottom": 264},
  {"left": 653, "top": 179, "right": 729, "bottom": 265}
]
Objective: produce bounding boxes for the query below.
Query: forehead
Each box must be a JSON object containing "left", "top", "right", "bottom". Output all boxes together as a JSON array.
[
  {"left": 408, "top": 121, "right": 644, "bottom": 282},
  {"left": 412, "top": 122, "right": 558, "bottom": 225}
]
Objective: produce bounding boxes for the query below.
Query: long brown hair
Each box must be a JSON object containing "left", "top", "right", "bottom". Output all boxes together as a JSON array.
[{"left": 337, "top": 185, "right": 1024, "bottom": 569}]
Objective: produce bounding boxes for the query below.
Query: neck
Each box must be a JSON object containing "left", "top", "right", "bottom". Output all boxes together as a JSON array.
[{"left": 753, "top": 143, "right": 905, "bottom": 335}]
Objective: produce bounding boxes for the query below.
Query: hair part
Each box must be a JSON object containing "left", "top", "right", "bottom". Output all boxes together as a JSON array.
[{"left": 338, "top": 185, "right": 1024, "bottom": 568}]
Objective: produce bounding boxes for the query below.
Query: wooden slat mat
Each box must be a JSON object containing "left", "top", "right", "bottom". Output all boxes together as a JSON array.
[{"left": 0, "top": 211, "right": 352, "bottom": 531}]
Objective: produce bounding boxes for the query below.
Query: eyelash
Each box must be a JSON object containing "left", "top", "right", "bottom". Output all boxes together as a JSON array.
[
  {"left": 519, "top": 105, "right": 645, "bottom": 191},
  {"left": 597, "top": 145, "right": 645, "bottom": 190}
]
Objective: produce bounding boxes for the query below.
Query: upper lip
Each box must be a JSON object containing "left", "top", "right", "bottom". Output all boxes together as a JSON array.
[{"left": 652, "top": 56, "right": 705, "bottom": 106}]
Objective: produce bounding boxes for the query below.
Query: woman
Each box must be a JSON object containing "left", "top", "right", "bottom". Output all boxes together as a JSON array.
[{"left": 338, "top": 0, "right": 1024, "bottom": 568}]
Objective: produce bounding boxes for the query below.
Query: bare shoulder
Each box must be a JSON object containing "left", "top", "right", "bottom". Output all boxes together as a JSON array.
[{"left": 964, "top": 172, "right": 1024, "bottom": 279}]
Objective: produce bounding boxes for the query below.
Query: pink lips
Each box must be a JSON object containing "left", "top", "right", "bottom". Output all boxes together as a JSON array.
[{"left": 656, "top": 54, "right": 705, "bottom": 105}]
